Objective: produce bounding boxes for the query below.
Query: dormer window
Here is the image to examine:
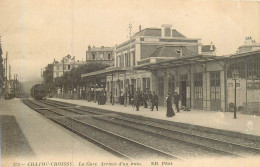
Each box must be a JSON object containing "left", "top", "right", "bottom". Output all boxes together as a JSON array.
[
  {"left": 161, "top": 24, "right": 172, "bottom": 37},
  {"left": 164, "top": 27, "right": 171, "bottom": 37}
]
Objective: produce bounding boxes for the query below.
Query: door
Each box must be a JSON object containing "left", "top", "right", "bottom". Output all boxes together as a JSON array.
[
  {"left": 180, "top": 81, "right": 187, "bottom": 107},
  {"left": 194, "top": 73, "right": 203, "bottom": 109},
  {"left": 158, "top": 76, "right": 164, "bottom": 105},
  {"left": 210, "top": 71, "right": 221, "bottom": 111}
]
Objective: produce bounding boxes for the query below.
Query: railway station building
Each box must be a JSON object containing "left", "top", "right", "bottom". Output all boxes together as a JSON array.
[{"left": 81, "top": 25, "right": 260, "bottom": 113}]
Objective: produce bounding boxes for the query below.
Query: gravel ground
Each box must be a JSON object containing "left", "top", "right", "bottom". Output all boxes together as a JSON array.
[
  {"left": 95, "top": 116, "right": 260, "bottom": 157},
  {"left": 118, "top": 114, "right": 260, "bottom": 149},
  {"left": 77, "top": 116, "right": 220, "bottom": 159}
]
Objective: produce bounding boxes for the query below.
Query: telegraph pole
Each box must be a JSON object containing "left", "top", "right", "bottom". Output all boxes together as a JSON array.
[
  {"left": 124, "top": 23, "right": 133, "bottom": 107},
  {"left": 5, "top": 52, "right": 8, "bottom": 98}
]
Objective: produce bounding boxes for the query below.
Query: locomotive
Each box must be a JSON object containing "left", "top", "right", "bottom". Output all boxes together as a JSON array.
[{"left": 30, "top": 84, "right": 46, "bottom": 100}]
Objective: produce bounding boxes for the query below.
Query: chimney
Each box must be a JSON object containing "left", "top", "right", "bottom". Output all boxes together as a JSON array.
[
  {"left": 88, "top": 45, "right": 91, "bottom": 50},
  {"left": 139, "top": 25, "right": 142, "bottom": 32},
  {"left": 210, "top": 42, "right": 214, "bottom": 51}
]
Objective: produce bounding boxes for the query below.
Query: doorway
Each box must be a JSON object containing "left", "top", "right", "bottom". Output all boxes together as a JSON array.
[
  {"left": 180, "top": 81, "right": 187, "bottom": 107},
  {"left": 158, "top": 76, "right": 164, "bottom": 105}
]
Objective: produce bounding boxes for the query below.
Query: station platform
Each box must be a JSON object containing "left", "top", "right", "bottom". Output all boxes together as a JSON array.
[{"left": 50, "top": 98, "right": 260, "bottom": 139}]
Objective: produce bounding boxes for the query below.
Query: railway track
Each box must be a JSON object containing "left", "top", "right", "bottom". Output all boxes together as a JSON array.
[
  {"left": 22, "top": 99, "right": 260, "bottom": 160},
  {"left": 22, "top": 99, "right": 181, "bottom": 160}
]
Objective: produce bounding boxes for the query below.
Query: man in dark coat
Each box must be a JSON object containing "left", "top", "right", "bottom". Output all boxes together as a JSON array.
[
  {"left": 166, "top": 93, "right": 175, "bottom": 117},
  {"left": 140, "top": 91, "right": 144, "bottom": 106},
  {"left": 135, "top": 91, "right": 140, "bottom": 111},
  {"left": 148, "top": 91, "right": 153, "bottom": 109},
  {"left": 151, "top": 92, "right": 158, "bottom": 111},
  {"left": 174, "top": 91, "right": 180, "bottom": 112},
  {"left": 143, "top": 93, "right": 148, "bottom": 108}
]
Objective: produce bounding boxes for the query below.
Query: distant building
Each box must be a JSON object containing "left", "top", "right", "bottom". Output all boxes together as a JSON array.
[
  {"left": 86, "top": 46, "right": 115, "bottom": 66},
  {"left": 53, "top": 55, "right": 86, "bottom": 79},
  {"left": 238, "top": 36, "right": 260, "bottom": 53}
]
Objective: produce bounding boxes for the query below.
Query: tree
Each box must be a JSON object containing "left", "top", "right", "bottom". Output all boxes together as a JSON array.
[
  {"left": 55, "top": 62, "right": 109, "bottom": 94},
  {"left": 42, "top": 64, "right": 55, "bottom": 94},
  {"left": 0, "top": 39, "right": 3, "bottom": 94}
]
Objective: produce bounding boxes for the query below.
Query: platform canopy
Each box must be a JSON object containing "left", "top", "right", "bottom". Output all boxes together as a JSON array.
[
  {"left": 134, "top": 54, "right": 225, "bottom": 71},
  {"left": 81, "top": 67, "right": 132, "bottom": 79}
]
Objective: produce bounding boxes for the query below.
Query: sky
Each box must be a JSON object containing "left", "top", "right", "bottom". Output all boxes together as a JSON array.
[{"left": 0, "top": 0, "right": 259, "bottom": 81}]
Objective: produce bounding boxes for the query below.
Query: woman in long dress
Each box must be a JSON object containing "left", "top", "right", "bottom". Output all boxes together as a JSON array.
[{"left": 166, "top": 93, "right": 175, "bottom": 117}]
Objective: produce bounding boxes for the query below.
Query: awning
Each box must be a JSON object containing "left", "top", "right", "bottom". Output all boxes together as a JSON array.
[{"left": 134, "top": 54, "right": 225, "bottom": 71}]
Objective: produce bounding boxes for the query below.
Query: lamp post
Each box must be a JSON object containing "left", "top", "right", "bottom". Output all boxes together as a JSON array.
[{"left": 232, "top": 69, "right": 239, "bottom": 119}]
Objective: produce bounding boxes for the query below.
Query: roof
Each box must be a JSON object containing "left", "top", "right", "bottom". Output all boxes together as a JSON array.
[
  {"left": 202, "top": 45, "right": 216, "bottom": 52},
  {"left": 81, "top": 67, "right": 131, "bottom": 78},
  {"left": 150, "top": 46, "right": 197, "bottom": 58},
  {"left": 133, "top": 28, "right": 186, "bottom": 38},
  {"left": 134, "top": 55, "right": 224, "bottom": 71},
  {"left": 227, "top": 49, "right": 260, "bottom": 59},
  {"left": 87, "top": 46, "right": 114, "bottom": 52}
]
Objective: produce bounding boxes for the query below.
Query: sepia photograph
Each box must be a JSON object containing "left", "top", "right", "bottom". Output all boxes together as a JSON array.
[{"left": 0, "top": 0, "right": 260, "bottom": 166}]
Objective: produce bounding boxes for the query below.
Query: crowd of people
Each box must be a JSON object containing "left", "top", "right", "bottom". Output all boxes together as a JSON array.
[
  {"left": 99, "top": 89, "right": 183, "bottom": 118},
  {"left": 130, "top": 90, "right": 181, "bottom": 118}
]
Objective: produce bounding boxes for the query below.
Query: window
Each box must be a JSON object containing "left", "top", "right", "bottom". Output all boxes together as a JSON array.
[
  {"left": 120, "top": 55, "right": 124, "bottom": 67},
  {"left": 227, "top": 61, "right": 245, "bottom": 79},
  {"left": 227, "top": 54, "right": 260, "bottom": 79},
  {"left": 92, "top": 53, "right": 95, "bottom": 60},
  {"left": 107, "top": 82, "right": 110, "bottom": 92},
  {"left": 108, "top": 53, "right": 111, "bottom": 60},
  {"left": 147, "top": 78, "right": 150, "bottom": 92},
  {"left": 168, "top": 75, "right": 175, "bottom": 94},
  {"left": 68, "top": 65, "right": 71, "bottom": 70},
  {"left": 140, "top": 38, "right": 144, "bottom": 41},
  {"left": 116, "top": 56, "right": 118, "bottom": 67},
  {"left": 142, "top": 78, "right": 147, "bottom": 92},
  {"left": 194, "top": 73, "right": 203, "bottom": 99},
  {"left": 137, "top": 78, "right": 141, "bottom": 91},
  {"left": 247, "top": 55, "right": 260, "bottom": 79},
  {"left": 125, "top": 53, "right": 128, "bottom": 67},
  {"left": 100, "top": 53, "right": 103, "bottom": 60},
  {"left": 132, "top": 51, "right": 135, "bottom": 66},
  {"left": 210, "top": 71, "right": 220, "bottom": 100},
  {"left": 56, "top": 65, "right": 60, "bottom": 70},
  {"left": 118, "top": 56, "right": 121, "bottom": 67}
]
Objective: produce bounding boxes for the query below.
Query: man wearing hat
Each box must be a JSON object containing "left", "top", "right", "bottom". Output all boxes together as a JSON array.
[{"left": 174, "top": 91, "right": 180, "bottom": 112}]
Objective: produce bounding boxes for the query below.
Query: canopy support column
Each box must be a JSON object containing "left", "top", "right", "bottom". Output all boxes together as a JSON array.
[
  {"left": 112, "top": 73, "right": 114, "bottom": 105},
  {"left": 124, "top": 71, "right": 127, "bottom": 107}
]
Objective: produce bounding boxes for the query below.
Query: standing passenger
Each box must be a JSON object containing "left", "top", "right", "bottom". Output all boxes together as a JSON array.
[
  {"left": 148, "top": 91, "right": 153, "bottom": 109},
  {"left": 174, "top": 91, "right": 180, "bottom": 112},
  {"left": 151, "top": 92, "right": 158, "bottom": 111},
  {"left": 166, "top": 93, "right": 175, "bottom": 117},
  {"left": 143, "top": 92, "right": 148, "bottom": 108},
  {"left": 135, "top": 91, "right": 140, "bottom": 111},
  {"left": 140, "top": 91, "right": 144, "bottom": 106}
]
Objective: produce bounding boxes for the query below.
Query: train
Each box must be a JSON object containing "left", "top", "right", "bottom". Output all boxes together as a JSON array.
[{"left": 30, "top": 84, "right": 46, "bottom": 100}]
